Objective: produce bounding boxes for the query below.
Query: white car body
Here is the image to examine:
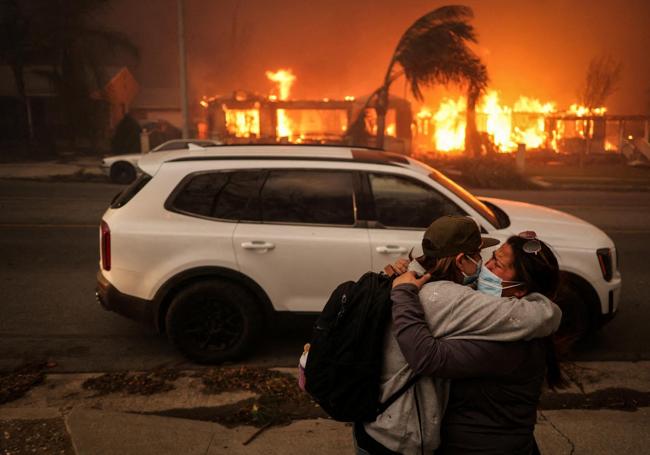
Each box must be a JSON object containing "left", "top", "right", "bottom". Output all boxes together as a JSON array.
[{"left": 96, "top": 145, "right": 621, "bottom": 361}]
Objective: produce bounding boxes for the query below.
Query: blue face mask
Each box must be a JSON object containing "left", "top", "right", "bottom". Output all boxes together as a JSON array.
[
  {"left": 477, "top": 266, "right": 524, "bottom": 296},
  {"left": 461, "top": 256, "right": 482, "bottom": 285}
]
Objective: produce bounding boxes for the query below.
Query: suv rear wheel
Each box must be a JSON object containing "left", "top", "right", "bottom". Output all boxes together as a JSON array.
[{"left": 165, "top": 280, "right": 262, "bottom": 363}]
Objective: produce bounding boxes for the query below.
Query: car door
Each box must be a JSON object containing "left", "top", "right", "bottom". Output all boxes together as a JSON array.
[
  {"left": 233, "top": 169, "right": 371, "bottom": 312},
  {"left": 364, "top": 171, "right": 468, "bottom": 271}
]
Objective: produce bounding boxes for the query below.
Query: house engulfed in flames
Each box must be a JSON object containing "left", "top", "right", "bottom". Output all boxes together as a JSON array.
[
  {"left": 199, "top": 69, "right": 413, "bottom": 154},
  {"left": 199, "top": 69, "right": 650, "bottom": 158},
  {"left": 414, "top": 91, "right": 650, "bottom": 157}
]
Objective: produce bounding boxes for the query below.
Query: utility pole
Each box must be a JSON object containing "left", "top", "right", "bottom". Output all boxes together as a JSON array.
[{"left": 177, "top": 0, "right": 189, "bottom": 138}]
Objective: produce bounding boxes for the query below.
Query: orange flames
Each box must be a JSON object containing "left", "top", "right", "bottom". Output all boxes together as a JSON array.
[
  {"left": 225, "top": 109, "right": 260, "bottom": 138},
  {"left": 417, "top": 91, "right": 605, "bottom": 153},
  {"left": 266, "top": 69, "right": 296, "bottom": 139},
  {"left": 431, "top": 98, "right": 466, "bottom": 152}
]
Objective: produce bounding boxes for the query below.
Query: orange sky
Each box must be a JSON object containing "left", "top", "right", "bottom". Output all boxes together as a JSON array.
[{"left": 107, "top": 0, "right": 650, "bottom": 114}]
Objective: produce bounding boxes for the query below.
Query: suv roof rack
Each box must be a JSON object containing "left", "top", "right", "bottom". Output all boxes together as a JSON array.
[
  {"left": 167, "top": 149, "right": 408, "bottom": 164},
  {"left": 138, "top": 145, "right": 412, "bottom": 176}
]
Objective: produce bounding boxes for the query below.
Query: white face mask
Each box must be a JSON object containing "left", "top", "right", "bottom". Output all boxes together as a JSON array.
[{"left": 476, "top": 265, "right": 524, "bottom": 296}]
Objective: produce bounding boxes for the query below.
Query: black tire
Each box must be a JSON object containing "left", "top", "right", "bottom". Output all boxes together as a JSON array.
[
  {"left": 110, "top": 162, "right": 136, "bottom": 184},
  {"left": 165, "top": 280, "right": 262, "bottom": 364}
]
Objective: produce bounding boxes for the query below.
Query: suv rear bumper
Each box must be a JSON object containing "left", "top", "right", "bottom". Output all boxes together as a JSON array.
[{"left": 96, "top": 271, "right": 156, "bottom": 328}]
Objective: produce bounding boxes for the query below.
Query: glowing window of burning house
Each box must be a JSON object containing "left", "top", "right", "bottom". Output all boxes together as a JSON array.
[
  {"left": 224, "top": 108, "right": 260, "bottom": 138},
  {"left": 281, "top": 109, "right": 349, "bottom": 142}
]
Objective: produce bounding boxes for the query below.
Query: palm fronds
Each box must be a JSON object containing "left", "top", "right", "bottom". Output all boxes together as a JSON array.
[
  {"left": 350, "top": 5, "right": 489, "bottom": 150},
  {"left": 391, "top": 5, "right": 487, "bottom": 100}
]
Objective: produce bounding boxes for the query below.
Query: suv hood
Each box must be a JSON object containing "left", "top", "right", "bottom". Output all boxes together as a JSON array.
[{"left": 481, "top": 197, "right": 614, "bottom": 250}]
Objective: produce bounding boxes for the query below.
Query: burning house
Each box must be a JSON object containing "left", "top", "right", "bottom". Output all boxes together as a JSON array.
[
  {"left": 199, "top": 69, "right": 413, "bottom": 154},
  {"left": 413, "top": 91, "right": 650, "bottom": 160},
  {"left": 195, "top": 70, "right": 650, "bottom": 163}
]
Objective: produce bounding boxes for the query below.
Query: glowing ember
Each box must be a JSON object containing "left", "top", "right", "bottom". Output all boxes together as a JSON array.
[{"left": 266, "top": 69, "right": 296, "bottom": 139}]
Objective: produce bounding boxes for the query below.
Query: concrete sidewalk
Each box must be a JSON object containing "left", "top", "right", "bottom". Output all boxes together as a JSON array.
[
  {"left": 2, "top": 362, "right": 649, "bottom": 454},
  {"left": 0, "top": 158, "right": 105, "bottom": 180}
]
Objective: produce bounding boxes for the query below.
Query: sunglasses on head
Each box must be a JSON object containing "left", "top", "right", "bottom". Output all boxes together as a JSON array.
[{"left": 519, "top": 231, "right": 542, "bottom": 255}]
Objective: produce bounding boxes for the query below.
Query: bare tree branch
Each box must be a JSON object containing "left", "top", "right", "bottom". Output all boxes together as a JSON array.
[{"left": 578, "top": 55, "right": 623, "bottom": 109}]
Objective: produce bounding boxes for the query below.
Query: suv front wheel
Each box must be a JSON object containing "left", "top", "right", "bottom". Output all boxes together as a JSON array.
[{"left": 165, "top": 280, "right": 262, "bottom": 364}]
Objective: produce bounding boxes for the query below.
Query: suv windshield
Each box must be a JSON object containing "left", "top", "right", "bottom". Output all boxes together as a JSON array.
[{"left": 426, "top": 168, "right": 500, "bottom": 229}]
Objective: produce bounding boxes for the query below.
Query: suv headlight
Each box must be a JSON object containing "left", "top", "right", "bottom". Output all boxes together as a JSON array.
[{"left": 596, "top": 248, "right": 613, "bottom": 281}]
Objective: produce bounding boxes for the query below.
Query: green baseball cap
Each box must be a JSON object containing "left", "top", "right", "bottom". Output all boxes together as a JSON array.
[{"left": 422, "top": 215, "right": 500, "bottom": 258}]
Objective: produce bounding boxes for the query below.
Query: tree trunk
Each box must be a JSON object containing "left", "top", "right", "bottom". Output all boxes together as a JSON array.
[
  {"left": 465, "top": 89, "right": 479, "bottom": 158},
  {"left": 11, "top": 63, "right": 35, "bottom": 143},
  {"left": 375, "top": 87, "right": 389, "bottom": 150}
]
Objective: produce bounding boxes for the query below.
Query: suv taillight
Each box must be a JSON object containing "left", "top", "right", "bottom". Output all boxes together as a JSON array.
[
  {"left": 101, "top": 221, "right": 111, "bottom": 271},
  {"left": 597, "top": 248, "right": 612, "bottom": 281}
]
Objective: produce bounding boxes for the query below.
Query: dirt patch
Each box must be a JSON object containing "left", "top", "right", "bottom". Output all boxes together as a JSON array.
[
  {"left": 0, "top": 364, "right": 46, "bottom": 405},
  {"left": 0, "top": 418, "right": 74, "bottom": 455},
  {"left": 148, "top": 366, "right": 326, "bottom": 428},
  {"left": 81, "top": 368, "right": 182, "bottom": 396},
  {"left": 200, "top": 366, "right": 326, "bottom": 427}
]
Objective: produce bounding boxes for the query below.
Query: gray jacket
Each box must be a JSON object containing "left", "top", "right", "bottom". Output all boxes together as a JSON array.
[{"left": 363, "top": 262, "right": 562, "bottom": 455}]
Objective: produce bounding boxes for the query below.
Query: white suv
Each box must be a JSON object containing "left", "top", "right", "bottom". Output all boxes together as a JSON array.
[{"left": 96, "top": 145, "right": 621, "bottom": 363}]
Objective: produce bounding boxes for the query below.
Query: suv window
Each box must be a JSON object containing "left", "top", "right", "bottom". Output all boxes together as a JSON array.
[
  {"left": 368, "top": 173, "right": 465, "bottom": 228},
  {"left": 259, "top": 170, "right": 355, "bottom": 225},
  {"left": 170, "top": 171, "right": 263, "bottom": 220},
  {"left": 110, "top": 174, "right": 152, "bottom": 209}
]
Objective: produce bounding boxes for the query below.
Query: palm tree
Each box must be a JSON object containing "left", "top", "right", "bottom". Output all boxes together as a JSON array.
[{"left": 352, "top": 5, "right": 487, "bottom": 155}]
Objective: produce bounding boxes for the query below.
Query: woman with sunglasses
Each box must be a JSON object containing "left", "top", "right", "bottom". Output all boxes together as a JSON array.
[
  {"left": 389, "top": 233, "right": 564, "bottom": 454},
  {"left": 355, "top": 217, "right": 562, "bottom": 455}
]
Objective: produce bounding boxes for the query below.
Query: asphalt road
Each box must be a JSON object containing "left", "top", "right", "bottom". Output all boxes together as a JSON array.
[{"left": 0, "top": 180, "right": 648, "bottom": 372}]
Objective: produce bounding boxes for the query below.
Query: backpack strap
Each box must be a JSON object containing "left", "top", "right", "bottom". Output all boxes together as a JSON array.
[{"left": 375, "top": 374, "right": 420, "bottom": 416}]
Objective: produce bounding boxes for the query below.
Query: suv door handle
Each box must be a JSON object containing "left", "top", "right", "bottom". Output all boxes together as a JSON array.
[
  {"left": 241, "top": 241, "right": 276, "bottom": 250},
  {"left": 376, "top": 245, "right": 407, "bottom": 254}
]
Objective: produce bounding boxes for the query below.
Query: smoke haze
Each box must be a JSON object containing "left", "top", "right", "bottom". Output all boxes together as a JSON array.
[{"left": 106, "top": 0, "right": 650, "bottom": 113}]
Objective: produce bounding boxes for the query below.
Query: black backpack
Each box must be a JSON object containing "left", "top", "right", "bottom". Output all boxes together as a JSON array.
[{"left": 304, "top": 271, "right": 418, "bottom": 422}]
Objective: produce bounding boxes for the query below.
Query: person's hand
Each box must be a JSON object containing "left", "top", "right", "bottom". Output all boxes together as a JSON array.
[
  {"left": 392, "top": 271, "right": 431, "bottom": 290},
  {"left": 384, "top": 258, "right": 410, "bottom": 276},
  {"left": 391, "top": 258, "right": 410, "bottom": 275}
]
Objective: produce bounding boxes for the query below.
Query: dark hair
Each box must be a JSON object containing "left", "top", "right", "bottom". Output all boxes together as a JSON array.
[
  {"left": 506, "top": 236, "right": 567, "bottom": 390},
  {"left": 507, "top": 236, "right": 560, "bottom": 300}
]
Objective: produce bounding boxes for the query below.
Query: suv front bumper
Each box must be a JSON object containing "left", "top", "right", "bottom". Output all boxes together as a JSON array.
[{"left": 96, "top": 271, "right": 156, "bottom": 328}]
